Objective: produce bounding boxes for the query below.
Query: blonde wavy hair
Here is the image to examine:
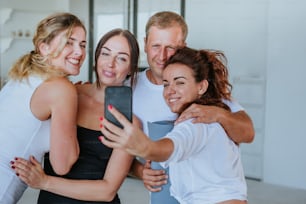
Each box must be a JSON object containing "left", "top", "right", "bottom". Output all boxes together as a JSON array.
[{"left": 9, "top": 12, "right": 86, "bottom": 81}]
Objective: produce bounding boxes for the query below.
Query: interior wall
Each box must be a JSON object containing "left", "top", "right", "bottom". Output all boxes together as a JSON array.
[
  {"left": 0, "top": 0, "right": 89, "bottom": 84},
  {"left": 186, "top": 0, "right": 306, "bottom": 190},
  {"left": 264, "top": 0, "right": 306, "bottom": 190}
]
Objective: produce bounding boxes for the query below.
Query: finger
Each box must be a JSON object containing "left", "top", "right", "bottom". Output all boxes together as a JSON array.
[
  {"left": 107, "top": 105, "right": 131, "bottom": 128},
  {"left": 11, "top": 158, "right": 29, "bottom": 171},
  {"left": 100, "top": 124, "right": 123, "bottom": 145},
  {"left": 12, "top": 163, "right": 28, "bottom": 179},
  {"left": 30, "top": 156, "right": 40, "bottom": 166},
  {"left": 101, "top": 116, "right": 123, "bottom": 137},
  {"left": 144, "top": 184, "right": 162, "bottom": 192},
  {"left": 144, "top": 160, "right": 152, "bottom": 169},
  {"left": 99, "top": 136, "right": 121, "bottom": 149}
]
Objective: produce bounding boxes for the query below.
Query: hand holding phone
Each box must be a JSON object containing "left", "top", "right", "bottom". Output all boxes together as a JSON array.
[{"left": 104, "top": 86, "right": 132, "bottom": 128}]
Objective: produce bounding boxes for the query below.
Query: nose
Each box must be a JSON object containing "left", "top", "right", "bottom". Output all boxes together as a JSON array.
[
  {"left": 158, "top": 48, "right": 168, "bottom": 61},
  {"left": 166, "top": 83, "right": 176, "bottom": 95},
  {"left": 107, "top": 55, "right": 116, "bottom": 67},
  {"left": 74, "top": 44, "right": 83, "bottom": 56}
]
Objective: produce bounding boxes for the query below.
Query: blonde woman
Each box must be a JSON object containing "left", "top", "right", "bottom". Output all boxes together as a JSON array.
[{"left": 0, "top": 12, "right": 86, "bottom": 203}]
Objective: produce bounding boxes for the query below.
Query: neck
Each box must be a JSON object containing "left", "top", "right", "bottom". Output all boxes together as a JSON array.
[{"left": 147, "top": 69, "right": 162, "bottom": 85}]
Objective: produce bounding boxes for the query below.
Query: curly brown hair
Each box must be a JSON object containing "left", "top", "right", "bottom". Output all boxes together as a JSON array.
[{"left": 164, "top": 46, "right": 232, "bottom": 111}]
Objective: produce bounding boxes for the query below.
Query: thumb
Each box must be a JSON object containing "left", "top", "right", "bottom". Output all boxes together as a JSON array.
[{"left": 30, "top": 155, "right": 40, "bottom": 165}]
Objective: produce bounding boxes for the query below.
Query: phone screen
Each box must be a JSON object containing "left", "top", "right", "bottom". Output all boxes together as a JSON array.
[{"left": 104, "top": 86, "right": 132, "bottom": 128}]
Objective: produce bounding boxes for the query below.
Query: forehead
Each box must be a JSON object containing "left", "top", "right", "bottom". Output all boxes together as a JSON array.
[
  {"left": 103, "top": 35, "right": 130, "bottom": 53},
  {"left": 70, "top": 26, "right": 86, "bottom": 40},
  {"left": 164, "top": 63, "right": 193, "bottom": 78},
  {"left": 146, "top": 26, "right": 184, "bottom": 47}
]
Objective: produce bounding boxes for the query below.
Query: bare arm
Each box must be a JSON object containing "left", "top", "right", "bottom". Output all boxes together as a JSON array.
[
  {"left": 13, "top": 149, "right": 133, "bottom": 201},
  {"left": 176, "top": 104, "right": 255, "bottom": 143},
  {"left": 33, "top": 77, "right": 79, "bottom": 175},
  {"left": 12, "top": 115, "right": 142, "bottom": 201}
]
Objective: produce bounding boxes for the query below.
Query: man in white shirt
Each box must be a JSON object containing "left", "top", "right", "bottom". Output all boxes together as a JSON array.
[{"left": 130, "top": 11, "right": 254, "bottom": 204}]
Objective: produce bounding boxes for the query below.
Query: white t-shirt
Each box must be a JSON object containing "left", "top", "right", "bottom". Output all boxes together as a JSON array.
[
  {"left": 131, "top": 69, "right": 177, "bottom": 135},
  {"left": 160, "top": 119, "right": 247, "bottom": 204}
]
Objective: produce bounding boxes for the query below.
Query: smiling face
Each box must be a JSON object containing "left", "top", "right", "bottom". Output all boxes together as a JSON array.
[
  {"left": 162, "top": 63, "right": 208, "bottom": 114},
  {"left": 144, "top": 25, "right": 185, "bottom": 84},
  {"left": 40, "top": 26, "right": 87, "bottom": 76},
  {"left": 96, "top": 35, "right": 131, "bottom": 86}
]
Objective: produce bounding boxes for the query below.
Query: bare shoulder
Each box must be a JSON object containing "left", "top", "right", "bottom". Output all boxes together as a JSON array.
[
  {"left": 41, "top": 77, "right": 77, "bottom": 98},
  {"left": 75, "top": 83, "right": 92, "bottom": 95}
]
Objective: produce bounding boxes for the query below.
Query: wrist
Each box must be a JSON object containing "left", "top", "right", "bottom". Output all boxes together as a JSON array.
[{"left": 42, "top": 175, "right": 51, "bottom": 191}]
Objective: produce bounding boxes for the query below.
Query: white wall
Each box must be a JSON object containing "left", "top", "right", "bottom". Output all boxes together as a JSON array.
[
  {"left": 0, "top": 0, "right": 90, "bottom": 84},
  {"left": 186, "top": 0, "right": 306, "bottom": 190},
  {"left": 264, "top": 0, "right": 306, "bottom": 190}
]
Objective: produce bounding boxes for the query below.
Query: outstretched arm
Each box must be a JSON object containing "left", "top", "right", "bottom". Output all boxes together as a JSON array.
[
  {"left": 176, "top": 104, "right": 254, "bottom": 143},
  {"left": 100, "top": 105, "right": 174, "bottom": 162}
]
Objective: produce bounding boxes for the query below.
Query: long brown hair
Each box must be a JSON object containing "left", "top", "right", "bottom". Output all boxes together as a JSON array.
[{"left": 94, "top": 28, "right": 139, "bottom": 88}]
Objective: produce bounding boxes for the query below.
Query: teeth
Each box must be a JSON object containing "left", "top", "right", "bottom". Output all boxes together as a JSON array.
[
  {"left": 68, "top": 59, "right": 80, "bottom": 65},
  {"left": 169, "top": 98, "right": 178, "bottom": 103}
]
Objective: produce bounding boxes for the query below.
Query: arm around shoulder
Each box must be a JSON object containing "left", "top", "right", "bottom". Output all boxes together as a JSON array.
[
  {"left": 41, "top": 77, "right": 79, "bottom": 175},
  {"left": 218, "top": 110, "right": 255, "bottom": 144}
]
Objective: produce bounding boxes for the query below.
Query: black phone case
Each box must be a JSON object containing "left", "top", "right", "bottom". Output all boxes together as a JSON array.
[{"left": 104, "top": 86, "right": 132, "bottom": 128}]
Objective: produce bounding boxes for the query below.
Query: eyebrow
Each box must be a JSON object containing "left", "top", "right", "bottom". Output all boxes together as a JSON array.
[
  {"left": 163, "top": 76, "right": 186, "bottom": 83},
  {"left": 69, "top": 37, "right": 86, "bottom": 44},
  {"left": 101, "top": 46, "right": 130, "bottom": 56},
  {"left": 174, "top": 76, "right": 186, "bottom": 80}
]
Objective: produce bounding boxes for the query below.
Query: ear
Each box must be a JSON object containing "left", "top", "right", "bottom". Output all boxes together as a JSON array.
[
  {"left": 39, "top": 42, "right": 50, "bottom": 56},
  {"left": 144, "top": 37, "right": 148, "bottom": 53},
  {"left": 198, "top": 79, "right": 208, "bottom": 95}
]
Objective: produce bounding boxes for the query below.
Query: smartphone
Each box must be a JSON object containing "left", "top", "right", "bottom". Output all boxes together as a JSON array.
[{"left": 104, "top": 86, "right": 132, "bottom": 128}]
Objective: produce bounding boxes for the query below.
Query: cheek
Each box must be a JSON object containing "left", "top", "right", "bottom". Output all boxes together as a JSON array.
[{"left": 117, "top": 65, "right": 130, "bottom": 79}]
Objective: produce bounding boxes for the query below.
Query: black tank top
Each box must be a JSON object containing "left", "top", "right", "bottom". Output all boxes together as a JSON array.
[{"left": 38, "top": 126, "right": 120, "bottom": 204}]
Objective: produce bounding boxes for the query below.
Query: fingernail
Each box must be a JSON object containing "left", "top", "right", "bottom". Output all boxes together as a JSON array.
[
  {"left": 99, "top": 116, "right": 103, "bottom": 121},
  {"left": 16, "top": 173, "right": 19, "bottom": 176},
  {"left": 11, "top": 165, "right": 15, "bottom": 169},
  {"left": 100, "top": 124, "right": 103, "bottom": 128},
  {"left": 10, "top": 161, "right": 14, "bottom": 165},
  {"left": 98, "top": 136, "right": 103, "bottom": 141},
  {"left": 14, "top": 157, "right": 18, "bottom": 160},
  {"left": 108, "top": 104, "right": 113, "bottom": 110}
]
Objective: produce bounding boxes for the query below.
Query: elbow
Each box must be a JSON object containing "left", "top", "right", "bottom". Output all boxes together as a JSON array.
[
  {"left": 247, "top": 128, "right": 255, "bottom": 143},
  {"left": 52, "top": 163, "right": 72, "bottom": 175},
  {"left": 243, "top": 125, "right": 255, "bottom": 143},
  {"left": 96, "top": 189, "right": 117, "bottom": 202},
  {"left": 104, "top": 192, "right": 117, "bottom": 202},
  {"left": 50, "top": 155, "right": 78, "bottom": 175}
]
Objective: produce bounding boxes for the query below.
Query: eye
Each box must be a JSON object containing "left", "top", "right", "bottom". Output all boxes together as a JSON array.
[
  {"left": 176, "top": 81, "right": 185, "bottom": 85},
  {"left": 66, "top": 40, "right": 73, "bottom": 46},
  {"left": 101, "top": 51, "right": 110, "bottom": 56},
  {"left": 163, "top": 82, "right": 169, "bottom": 88},
  {"left": 117, "top": 55, "right": 128, "bottom": 62},
  {"left": 80, "top": 43, "right": 86, "bottom": 49}
]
